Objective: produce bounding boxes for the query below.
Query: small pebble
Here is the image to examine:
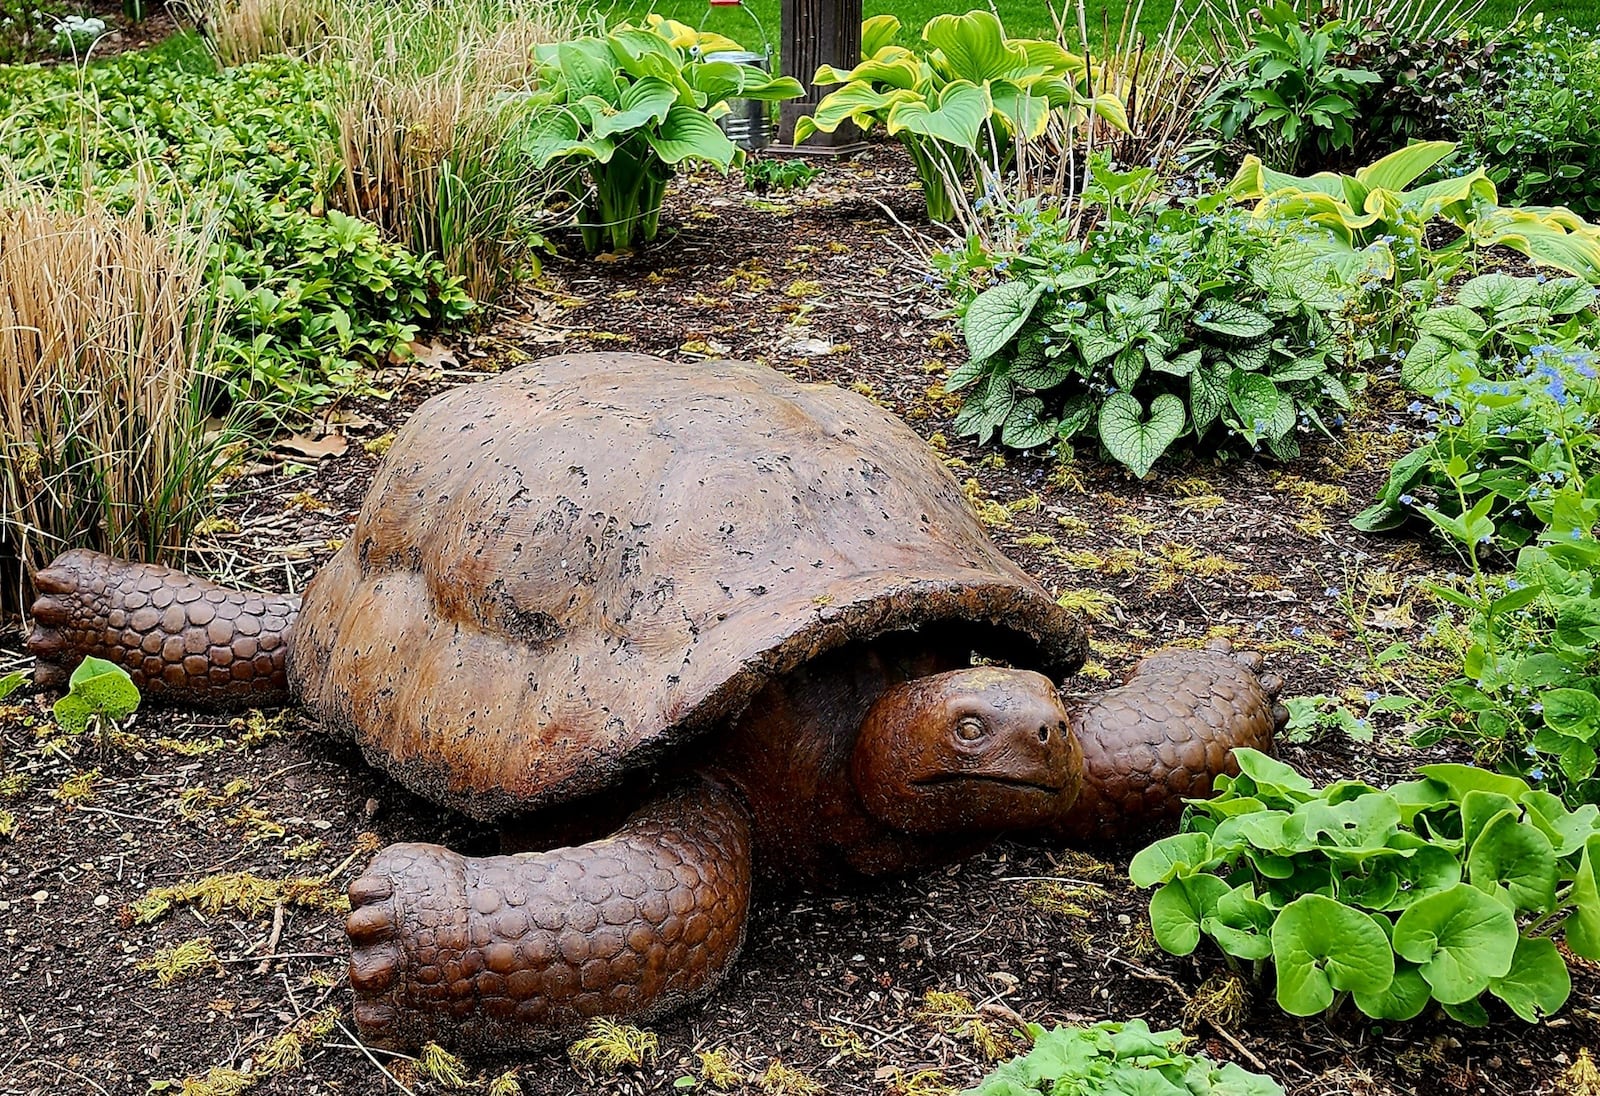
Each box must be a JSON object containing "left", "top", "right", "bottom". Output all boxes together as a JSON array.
[{"left": 93, "top": 894, "right": 110, "bottom": 908}]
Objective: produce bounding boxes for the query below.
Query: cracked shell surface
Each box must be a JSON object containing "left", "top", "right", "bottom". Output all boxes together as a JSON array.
[{"left": 289, "top": 353, "right": 1086, "bottom": 819}]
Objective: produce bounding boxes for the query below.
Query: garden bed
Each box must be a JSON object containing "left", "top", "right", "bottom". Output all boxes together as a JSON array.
[{"left": 2, "top": 145, "right": 1595, "bottom": 1096}]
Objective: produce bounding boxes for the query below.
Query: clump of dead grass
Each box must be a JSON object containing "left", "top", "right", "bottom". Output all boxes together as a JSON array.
[{"left": 0, "top": 187, "right": 237, "bottom": 611}]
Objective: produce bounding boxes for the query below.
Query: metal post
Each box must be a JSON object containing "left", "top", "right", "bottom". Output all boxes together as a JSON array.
[{"left": 775, "top": 0, "right": 865, "bottom": 154}]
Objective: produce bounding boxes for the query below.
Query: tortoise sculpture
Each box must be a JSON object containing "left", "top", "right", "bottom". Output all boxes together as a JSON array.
[{"left": 26, "top": 352, "right": 1284, "bottom": 1051}]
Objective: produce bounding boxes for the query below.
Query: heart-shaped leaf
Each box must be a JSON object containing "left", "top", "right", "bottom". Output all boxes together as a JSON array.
[
  {"left": 53, "top": 657, "right": 141, "bottom": 735},
  {"left": 1392, "top": 882, "right": 1517, "bottom": 1004},
  {"left": 964, "top": 281, "right": 1044, "bottom": 362},
  {"left": 1353, "top": 958, "right": 1432, "bottom": 1021},
  {"left": 1270, "top": 894, "right": 1395, "bottom": 1015},
  {"left": 1466, "top": 808, "right": 1558, "bottom": 913},
  {"left": 1488, "top": 935, "right": 1571, "bottom": 1022},
  {"left": 1130, "top": 832, "right": 1212, "bottom": 888},
  {"left": 1150, "top": 875, "right": 1231, "bottom": 956},
  {"left": 1097, "top": 392, "right": 1185, "bottom": 478}
]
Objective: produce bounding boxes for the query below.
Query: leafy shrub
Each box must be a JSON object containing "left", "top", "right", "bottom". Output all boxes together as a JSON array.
[
  {"left": 0, "top": 191, "right": 238, "bottom": 609},
  {"left": 1132, "top": 749, "right": 1600, "bottom": 1024},
  {"left": 1333, "top": 22, "right": 1502, "bottom": 164},
  {"left": 0, "top": 51, "right": 470, "bottom": 415},
  {"left": 1356, "top": 273, "right": 1600, "bottom": 545},
  {"left": 1449, "top": 18, "right": 1600, "bottom": 219},
  {"left": 511, "top": 23, "right": 802, "bottom": 253},
  {"left": 1228, "top": 141, "right": 1600, "bottom": 286},
  {"left": 967, "top": 1019, "right": 1282, "bottom": 1096},
  {"left": 1201, "top": 2, "right": 1381, "bottom": 171},
  {"left": 940, "top": 162, "right": 1362, "bottom": 476},
  {"left": 796, "top": 11, "right": 1127, "bottom": 224}
]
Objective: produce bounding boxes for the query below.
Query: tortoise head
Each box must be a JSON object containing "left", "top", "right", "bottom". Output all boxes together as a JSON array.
[{"left": 849, "top": 667, "right": 1083, "bottom": 835}]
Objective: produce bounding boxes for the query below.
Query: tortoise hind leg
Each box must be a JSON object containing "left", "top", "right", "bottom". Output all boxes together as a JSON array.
[
  {"left": 1054, "top": 638, "right": 1287, "bottom": 843},
  {"left": 347, "top": 777, "right": 754, "bottom": 1051},
  {"left": 27, "top": 549, "right": 299, "bottom": 706}
]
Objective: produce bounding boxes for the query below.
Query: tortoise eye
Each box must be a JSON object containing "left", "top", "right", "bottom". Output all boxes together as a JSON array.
[{"left": 955, "top": 717, "right": 986, "bottom": 743}]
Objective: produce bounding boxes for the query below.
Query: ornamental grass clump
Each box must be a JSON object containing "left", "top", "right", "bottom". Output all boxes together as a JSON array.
[
  {"left": 0, "top": 188, "right": 238, "bottom": 612},
  {"left": 326, "top": 0, "right": 585, "bottom": 297}
]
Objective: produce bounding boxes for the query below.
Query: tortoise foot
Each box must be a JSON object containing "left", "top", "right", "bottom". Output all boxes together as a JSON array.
[
  {"left": 346, "top": 779, "right": 754, "bottom": 1052},
  {"left": 26, "top": 549, "right": 298, "bottom": 706},
  {"left": 1054, "top": 637, "right": 1286, "bottom": 843}
]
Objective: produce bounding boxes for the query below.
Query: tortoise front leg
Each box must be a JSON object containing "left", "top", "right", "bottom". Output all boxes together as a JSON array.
[
  {"left": 347, "top": 777, "right": 754, "bottom": 1051},
  {"left": 1054, "top": 639, "right": 1287, "bottom": 842},
  {"left": 27, "top": 549, "right": 299, "bottom": 707}
]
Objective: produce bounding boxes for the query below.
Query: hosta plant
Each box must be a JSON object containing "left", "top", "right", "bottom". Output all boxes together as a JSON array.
[
  {"left": 968, "top": 1019, "right": 1282, "bottom": 1096},
  {"left": 513, "top": 24, "right": 802, "bottom": 252},
  {"left": 944, "top": 163, "right": 1361, "bottom": 476},
  {"left": 1133, "top": 750, "right": 1600, "bottom": 1024},
  {"left": 794, "top": 11, "right": 1127, "bottom": 223},
  {"left": 1229, "top": 141, "right": 1600, "bottom": 286}
]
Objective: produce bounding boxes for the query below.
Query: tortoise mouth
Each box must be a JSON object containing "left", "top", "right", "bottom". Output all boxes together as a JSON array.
[{"left": 913, "top": 773, "right": 1066, "bottom": 796}]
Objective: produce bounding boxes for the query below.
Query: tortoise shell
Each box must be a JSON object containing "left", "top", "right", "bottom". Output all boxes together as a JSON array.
[{"left": 289, "top": 353, "right": 1087, "bottom": 819}]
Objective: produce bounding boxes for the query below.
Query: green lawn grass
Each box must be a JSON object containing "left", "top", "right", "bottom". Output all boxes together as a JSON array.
[{"left": 605, "top": 0, "right": 1600, "bottom": 55}]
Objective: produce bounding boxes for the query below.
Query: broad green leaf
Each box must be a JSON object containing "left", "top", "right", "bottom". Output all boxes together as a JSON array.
[
  {"left": 1399, "top": 334, "right": 1461, "bottom": 394},
  {"left": 53, "top": 656, "right": 141, "bottom": 735},
  {"left": 644, "top": 104, "right": 737, "bottom": 167},
  {"left": 1392, "top": 883, "right": 1517, "bottom": 1004},
  {"left": 1227, "top": 372, "right": 1281, "bottom": 441},
  {"left": 1455, "top": 273, "right": 1536, "bottom": 313},
  {"left": 1416, "top": 304, "right": 1488, "bottom": 349},
  {"left": 1188, "top": 362, "right": 1228, "bottom": 435},
  {"left": 588, "top": 76, "right": 677, "bottom": 141},
  {"left": 1000, "top": 397, "right": 1053, "bottom": 449},
  {"left": 1521, "top": 791, "right": 1600, "bottom": 857},
  {"left": 1202, "top": 883, "right": 1274, "bottom": 960},
  {"left": 1543, "top": 687, "right": 1600, "bottom": 738},
  {"left": 1353, "top": 959, "right": 1432, "bottom": 1021},
  {"left": 1270, "top": 895, "right": 1395, "bottom": 1015},
  {"left": 963, "top": 281, "right": 1043, "bottom": 361},
  {"left": 1097, "top": 392, "right": 1185, "bottom": 478},
  {"left": 1418, "top": 764, "right": 1531, "bottom": 804},
  {"left": 1195, "top": 300, "right": 1273, "bottom": 339},
  {"left": 1467, "top": 809, "right": 1558, "bottom": 913},
  {"left": 799, "top": 84, "right": 920, "bottom": 137},
  {"left": 1566, "top": 834, "right": 1600, "bottom": 961},
  {"left": 920, "top": 9, "right": 1027, "bottom": 83},
  {"left": 1353, "top": 140, "right": 1456, "bottom": 192},
  {"left": 1488, "top": 935, "right": 1571, "bottom": 1022},
  {"left": 1150, "top": 874, "right": 1231, "bottom": 956},
  {"left": 885, "top": 80, "right": 991, "bottom": 151},
  {"left": 1130, "top": 832, "right": 1212, "bottom": 888},
  {"left": 860, "top": 14, "right": 901, "bottom": 57},
  {"left": 0, "top": 670, "right": 25, "bottom": 702}
]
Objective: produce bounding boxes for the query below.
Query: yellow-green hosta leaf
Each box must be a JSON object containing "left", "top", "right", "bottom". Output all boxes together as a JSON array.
[
  {"left": 1090, "top": 93, "right": 1130, "bottom": 134},
  {"left": 1017, "top": 39, "right": 1087, "bottom": 79},
  {"left": 1476, "top": 206, "right": 1600, "bottom": 283},
  {"left": 989, "top": 80, "right": 1051, "bottom": 140},
  {"left": 861, "top": 14, "right": 901, "bottom": 58},
  {"left": 516, "top": 107, "right": 617, "bottom": 165},
  {"left": 1403, "top": 167, "right": 1496, "bottom": 220},
  {"left": 557, "top": 39, "right": 621, "bottom": 101},
  {"left": 801, "top": 84, "right": 920, "bottom": 137},
  {"left": 921, "top": 9, "right": 1028, "bottom": 83},
  {"left": 644, "top": 14, "right": 744, "bottom": 54},
  {"left": 834, "top": 54, "right": 926, "bottom": 91},
  {"left": 1229, "top": 154, "right": 1346, "bottom": 201},
  {"left": 885, "top": 79, "right": 990, "bottom": 150},
  {"left": 1353, "top": 140, "right": 1457, "bottom": 192}
]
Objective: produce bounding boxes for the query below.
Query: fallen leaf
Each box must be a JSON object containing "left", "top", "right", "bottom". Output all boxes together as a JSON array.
[
  {"left": 408, "top": 340, "right": 459, "bottom": 369},
  {"left": 275, "top": 433, "right": 348, "bottom": 460}
]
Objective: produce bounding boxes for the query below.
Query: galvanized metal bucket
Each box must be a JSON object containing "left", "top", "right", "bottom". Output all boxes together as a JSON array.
[{"left": 699, "top": 1, "right": 774, "bottom": 151}]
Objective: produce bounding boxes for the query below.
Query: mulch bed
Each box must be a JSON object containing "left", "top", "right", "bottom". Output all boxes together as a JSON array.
[{"left": 1, "top": 144, "right": 1594, "bottom": 1096}]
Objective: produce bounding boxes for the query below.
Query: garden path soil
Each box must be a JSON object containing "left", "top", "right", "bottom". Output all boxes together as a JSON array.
[{"left": 2, "top": 145, "right": 1596, "bottom": 1096}]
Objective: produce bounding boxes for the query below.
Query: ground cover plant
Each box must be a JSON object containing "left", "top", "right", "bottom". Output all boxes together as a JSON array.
[
  {"left": 1133, "top": 750, "right": 1598, "bottom": 1024},
  {"left": 940, "top": 159, "right": 1361, "bottom": 475},
  {"left": 0, "top": 50, "right": 471, "bottom": 416}
]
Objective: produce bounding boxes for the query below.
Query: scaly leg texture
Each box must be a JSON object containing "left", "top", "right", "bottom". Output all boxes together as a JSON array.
[
  {"left": 27, "top": 549, "right": 299, "bottom": 706},
  {"left": 1056, "top": 639, "right": 1286, "bottom": 842},
  {"left": 347, "top": 778, "right": 754, "bottom": 1051}
]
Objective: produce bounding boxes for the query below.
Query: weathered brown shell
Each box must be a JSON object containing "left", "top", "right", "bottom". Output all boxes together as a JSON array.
[{"left": 289, "top": 353, "right": 1087, "bottom": 819}]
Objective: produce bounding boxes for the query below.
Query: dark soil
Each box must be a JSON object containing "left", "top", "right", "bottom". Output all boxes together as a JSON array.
[
  {"left": 11, "top": 0, "right": 181, "bottom": 66},
  {"left": 1, "top": 146, "right": 1595, "bottom": 1096}
]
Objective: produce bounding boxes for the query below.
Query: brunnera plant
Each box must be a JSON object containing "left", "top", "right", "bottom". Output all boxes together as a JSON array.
[{"left": 1131, "top": 750, "right": 1600, "bottom": 1025}]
